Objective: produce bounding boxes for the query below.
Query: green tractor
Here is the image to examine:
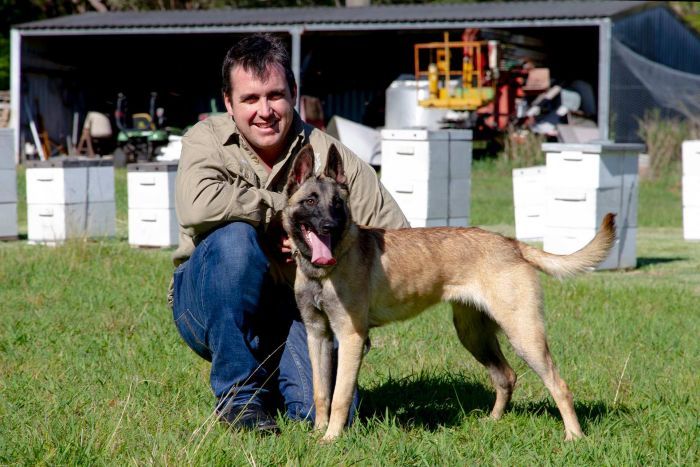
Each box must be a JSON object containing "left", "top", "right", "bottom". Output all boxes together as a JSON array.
[{"left": 114, "top": 92, "right": 179, "bottom": 163}]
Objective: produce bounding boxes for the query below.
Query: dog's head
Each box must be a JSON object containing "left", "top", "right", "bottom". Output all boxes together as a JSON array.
[{"left": 282, "top": 144, "right": 350, "bottom": 267}]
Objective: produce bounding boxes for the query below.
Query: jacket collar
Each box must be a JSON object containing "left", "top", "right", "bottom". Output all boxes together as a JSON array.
[{"left": 216, "top": 112, "right": 309, "bottom": 188}]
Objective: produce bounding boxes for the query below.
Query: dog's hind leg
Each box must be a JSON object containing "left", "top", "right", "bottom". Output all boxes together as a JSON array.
[
  {"left": 486, "top": 290, "right": 584, "bottom": 441},
  {"left": 452, "top": 302, "right": 517, "bottom": 419}
]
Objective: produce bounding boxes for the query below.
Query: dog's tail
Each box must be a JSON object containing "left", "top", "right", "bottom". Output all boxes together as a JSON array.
[{"left": 517, "top": 213, "right": 617, "bottom": 279}]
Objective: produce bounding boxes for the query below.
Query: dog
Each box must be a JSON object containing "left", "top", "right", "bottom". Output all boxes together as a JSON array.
[{"left": 282, "top": 144, "right": 616, "bottom": 442}]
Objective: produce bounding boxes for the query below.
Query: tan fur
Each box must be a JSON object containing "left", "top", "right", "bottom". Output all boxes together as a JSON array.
[{"left": 282, "top": 147, "right": 616, "bottom": 442}]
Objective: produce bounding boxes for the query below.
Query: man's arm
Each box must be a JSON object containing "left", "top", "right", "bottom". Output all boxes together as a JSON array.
[{"left": 175, "top": 122, "right": 287, "bottom": 237}]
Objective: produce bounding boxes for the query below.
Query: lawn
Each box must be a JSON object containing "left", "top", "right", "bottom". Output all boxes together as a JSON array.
[{"left": 1, "top": 161, "right": 698, "bottom": 465}]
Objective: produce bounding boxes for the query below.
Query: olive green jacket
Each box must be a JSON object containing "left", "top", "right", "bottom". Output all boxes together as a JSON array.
[{"left": 171, "top": 112, "right": 408, "bottom": 286}]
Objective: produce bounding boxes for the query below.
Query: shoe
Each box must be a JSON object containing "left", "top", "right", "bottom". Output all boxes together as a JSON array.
[{"left": 217, "top": 403, "right": 279, "bottom": 434}]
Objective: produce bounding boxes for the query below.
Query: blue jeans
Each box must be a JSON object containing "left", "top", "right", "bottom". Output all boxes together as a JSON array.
[{"left": 172, "top": 222, "right": 356, "bottom": 423}]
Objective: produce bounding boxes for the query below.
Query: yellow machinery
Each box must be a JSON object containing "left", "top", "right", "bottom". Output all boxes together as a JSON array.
[{"left": 414, "top": 32, "right": 495, "bottom": 110}]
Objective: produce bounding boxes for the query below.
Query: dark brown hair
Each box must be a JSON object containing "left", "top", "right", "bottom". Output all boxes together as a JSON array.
[{"left": 221, "top": 33, "right": 296, "bottom": 98}]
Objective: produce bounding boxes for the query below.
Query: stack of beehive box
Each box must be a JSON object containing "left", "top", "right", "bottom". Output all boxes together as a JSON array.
[
  {"left": 542, "top": 142, "right": 643, "bottom": 270},
  {"left": 26, "top": 157, "right": 115, "bottom": 244},
  {"left": 512, "top": 165, "right": 546, "bottom": 241},
  {"left": 682, "top": 141, "right": 700, "bottom": 240},
  {"left": 127, "top": 161, "right": 178, "bottom": 247},
  {"left": 0, "top": 128, "right": 17, "bottom": 239},
  {"left": 380, "top": 129, "right": 472, "bottom": 227}
]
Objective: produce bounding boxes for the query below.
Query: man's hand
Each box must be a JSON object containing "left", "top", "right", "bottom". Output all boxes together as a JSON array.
[
  {"left": 267, "top": 213, "right": 295, "bottom": 264},
  {"left": 280, "top": 235, "right": 294, "bottom": 264}
]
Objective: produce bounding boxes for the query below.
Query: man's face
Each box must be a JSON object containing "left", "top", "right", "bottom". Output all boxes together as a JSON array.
[{"left": 224, "top": 63, "right": 296, "bottom": 161}]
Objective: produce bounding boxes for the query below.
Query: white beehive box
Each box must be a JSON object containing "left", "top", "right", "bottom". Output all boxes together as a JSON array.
[
  {"left": 0, "top": 168, "right": 17, "bottom": 203},
  {"left": 446, "top": 129, "right": 472, "bottom": 225},
  {"left": 0, "top": 202, "right": 18, "bottom": 239},
  {"left": 0, "top": 128, "right": 14, "bottom": 170},
  {"left": 127, "top": 161, "right": 178, "bottom": 247},
  {"left": 544, "top": 225, "right": 637, "bottom": 270},
  {"left": 381, "top": 129, "right": 472, "bottom": 227},
  {"left": 542, "top": 142, "right": 643, "bottom": 270},
  {"left": 26, "top": 157, "right": 115, "bottom": 244},
  {"left": 682, "top": 141, "right": 700, "bottom": 240},
  {"left": 512, "top": 165, "right": 545, "bottom": 241},
  {"left": 28, "top": 202, "right": 116, "bottom": 244},
  {"left": 682, "top": 140, "right": 700, "bottom": 175},
  {"left": 545, "top": 185, "right": 638, "bottom": 230},
  {"left": 683, "top": 207, "right": 700, "bottom": 240},
  {"left": 0, "top": 128, "right": 17, "bottom": 239}
]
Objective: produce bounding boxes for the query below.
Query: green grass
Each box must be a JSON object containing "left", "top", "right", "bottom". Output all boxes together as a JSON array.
[{"left": 1, "top": 163, "right": 698, "bottom": 464}]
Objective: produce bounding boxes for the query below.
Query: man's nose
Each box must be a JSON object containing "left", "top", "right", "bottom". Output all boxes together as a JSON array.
[{"left": 258, "top": 98, "right": 272, "bottom": 117}]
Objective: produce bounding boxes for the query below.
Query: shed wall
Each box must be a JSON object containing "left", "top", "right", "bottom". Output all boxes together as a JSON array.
[{"left": 613, "top": 5, "right": 700, "bottom": 73}]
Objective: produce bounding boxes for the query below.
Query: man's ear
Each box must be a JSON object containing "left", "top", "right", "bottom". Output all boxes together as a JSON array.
[
  {"left": 286, "top": 144, "right": 315, "bottom": 195},
  {"left": 223, "top": 92, "right": 234, "bottom": 117},
  {"left": 324, "top": 144, "right": 347, "bottom": 185},
  {"left": 291, "top": 83, "right": 298, "bottom": 106}
]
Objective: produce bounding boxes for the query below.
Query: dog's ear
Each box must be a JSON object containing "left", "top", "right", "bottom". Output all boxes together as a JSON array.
[
  {"left": 324, "top": 144, "right": 347, "bottom": 185},
  {"left": 286, "top": 144, "right": 315, "bottom": 196}
]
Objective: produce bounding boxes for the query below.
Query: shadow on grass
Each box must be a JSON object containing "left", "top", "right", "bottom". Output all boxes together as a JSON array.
[
  {"left": 359, "top": 372, "right": 494, "bottom": 430},
  {"left": 508, "top": 399, "right": 632, "bottom": 433},
  {"left": 360, "top": 372, "right": 631, "bottom": 432},
  {"left": 636, "top": 256, "right": 686, "bottom": 268}
]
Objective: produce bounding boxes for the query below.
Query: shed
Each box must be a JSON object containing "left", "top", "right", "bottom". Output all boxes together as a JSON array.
[{"left": 10, "top": 1, "right": 700, "bottom": 161}]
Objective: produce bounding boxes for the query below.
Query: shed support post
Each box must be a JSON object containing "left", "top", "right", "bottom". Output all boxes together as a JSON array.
[
  {"left": 10, "top": 29, "right": 21, "bottom": 164},
  {"left": 290, "top": 27, "right": 303, "bottom": 111},
  {"left": 598, "top": 18, "right": 612, "bottom": 141}
]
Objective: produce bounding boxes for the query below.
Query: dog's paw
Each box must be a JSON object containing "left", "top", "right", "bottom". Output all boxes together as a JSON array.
[
  {"left": 313, "top": 421, "right": 329, "bottom": 433},
  {"left": 319, "top": 433, "right": 338, "bottom": 444},
  {"left": 564, "top": 431, "right": 585, "bottom": 441}
]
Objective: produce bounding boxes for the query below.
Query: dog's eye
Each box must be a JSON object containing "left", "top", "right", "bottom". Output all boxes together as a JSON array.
[{"left": 304, "top": 198, "right": 317, "bottom": 207}]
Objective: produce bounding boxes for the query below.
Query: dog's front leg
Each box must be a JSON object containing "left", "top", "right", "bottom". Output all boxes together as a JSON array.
[
  {"left": 322, "top": 329, "right": 366, "bottom": 442},
  {"left": 302, "top": 311, "right": 334, "bottom": 433}
]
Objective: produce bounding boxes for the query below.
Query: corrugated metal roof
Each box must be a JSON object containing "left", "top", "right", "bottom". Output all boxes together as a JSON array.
[{"left": 15, "top": 1, "right": 653, "bottom": 31}]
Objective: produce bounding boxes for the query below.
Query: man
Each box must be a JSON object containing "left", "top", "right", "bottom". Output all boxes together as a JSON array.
[{"left": 170, "top": 33, "right": 408, "bottom": 433}]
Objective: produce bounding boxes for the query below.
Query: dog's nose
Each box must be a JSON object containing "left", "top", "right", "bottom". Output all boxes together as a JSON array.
[{"left": 320, "top": 221, "right": 336, "bottom": 234}]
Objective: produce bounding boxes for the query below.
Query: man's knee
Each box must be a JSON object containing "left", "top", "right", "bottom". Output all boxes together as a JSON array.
[{"left": 203, "top": 222, "right": 269, "bottom": 277}]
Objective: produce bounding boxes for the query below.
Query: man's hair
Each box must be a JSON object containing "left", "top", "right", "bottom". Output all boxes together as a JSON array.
[{"left": 221, "top": 33, "right": 296, "bottom": 98}]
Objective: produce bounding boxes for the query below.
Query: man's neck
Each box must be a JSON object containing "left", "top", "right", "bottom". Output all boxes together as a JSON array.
[{"left": 253, "top": 144, "right": 283, "bottom": 173}]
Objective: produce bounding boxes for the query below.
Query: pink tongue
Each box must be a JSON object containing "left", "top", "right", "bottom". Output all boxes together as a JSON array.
[{"left": 307, "top": 230, "right": 336, "bottom": 266}]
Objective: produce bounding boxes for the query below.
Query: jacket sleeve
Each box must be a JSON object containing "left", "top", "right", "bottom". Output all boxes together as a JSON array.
[{"left": 175, "top": 123, "right": 287, "bottom": 237}]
